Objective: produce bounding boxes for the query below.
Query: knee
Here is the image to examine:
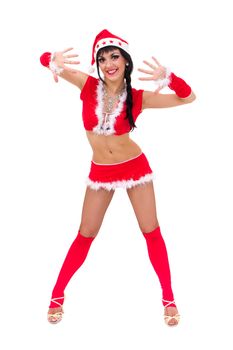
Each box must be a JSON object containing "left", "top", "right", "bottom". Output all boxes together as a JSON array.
[
  {"left": 141, "top": 225, "right": 162, "bottom": 242},
  {"left": 140, "top": 222, "right": 160, "bottom": 235},
  {"left": 79, "top": 223, "right": 99, "bottom": 238}
]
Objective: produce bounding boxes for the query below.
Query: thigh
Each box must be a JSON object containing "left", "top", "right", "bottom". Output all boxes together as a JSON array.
[
  {"left": 79, "top": 187, "right": 115, "bottom": 237},
  {"left": 127, "top": 182, "right": 159, "bottom": 233}
]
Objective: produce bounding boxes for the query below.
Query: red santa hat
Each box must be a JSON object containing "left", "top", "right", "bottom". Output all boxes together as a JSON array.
[{"left": 89, "top": 29, "right": 130, "bottom": 73}]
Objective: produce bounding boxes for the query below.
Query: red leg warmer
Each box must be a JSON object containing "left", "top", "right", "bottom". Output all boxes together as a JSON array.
[
  {"left": 143, "top": 226, "right": 176, "bottom": 307},
  {"left": 49, "top": 231, "right": 95, "bottom": 308}
]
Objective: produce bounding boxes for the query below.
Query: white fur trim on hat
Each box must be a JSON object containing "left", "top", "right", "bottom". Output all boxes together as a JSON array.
[{"left": 94, "top": 37, "right": 129, "bottom": 56}]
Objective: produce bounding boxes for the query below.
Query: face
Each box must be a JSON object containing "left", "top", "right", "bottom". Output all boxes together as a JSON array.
[{"left": 97, "top": 48, "right": 127, "bottom": 82}]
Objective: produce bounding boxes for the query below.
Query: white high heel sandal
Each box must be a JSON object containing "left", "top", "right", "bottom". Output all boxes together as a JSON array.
[
  {"left": 47, "top": 296, "right": 65, "bottom": 324},
  {"left": 162, "top": 299, "right": 180, "bottom": 326}
]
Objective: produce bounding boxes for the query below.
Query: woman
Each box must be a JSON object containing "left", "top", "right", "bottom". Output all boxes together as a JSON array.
[{"left": 40, "top": 29, "right": 196, "bottom": 327}]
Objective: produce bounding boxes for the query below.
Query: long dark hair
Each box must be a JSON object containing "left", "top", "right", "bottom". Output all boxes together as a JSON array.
[{"left": 96, "top": 46, "right": 137, "bottom": 132}]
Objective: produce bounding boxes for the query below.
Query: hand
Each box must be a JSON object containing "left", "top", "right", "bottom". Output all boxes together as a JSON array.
[
  {"left": 138, "top": 57, "right": 167, "bottom": 93},
  {"left": 50, "top": 47, "right": 80, "bottom": 83}
]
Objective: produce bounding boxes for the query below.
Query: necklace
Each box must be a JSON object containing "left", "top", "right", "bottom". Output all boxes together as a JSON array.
[{"left": 103, "top": 86, "right": 125, "bottom": 114}]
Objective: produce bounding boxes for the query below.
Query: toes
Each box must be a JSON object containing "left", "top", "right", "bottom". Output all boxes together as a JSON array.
[
  {"left": 48, "top": 312, "right": 63, "bottom": 324},
  {"left": 168, "top": 320, "right": 178, "bottom": 326},
  {"left": 48, "top": 316, "right": 62, "bottom": 324}
]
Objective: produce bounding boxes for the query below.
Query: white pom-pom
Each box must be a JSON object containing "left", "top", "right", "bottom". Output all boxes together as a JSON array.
[{"left": 88, "top": 65, "right": 95, "bottom": 74}]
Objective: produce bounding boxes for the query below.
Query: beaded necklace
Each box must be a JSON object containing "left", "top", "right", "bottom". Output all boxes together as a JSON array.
[{"left": 102, "top": 86, "right": 125, "bottom": 114}]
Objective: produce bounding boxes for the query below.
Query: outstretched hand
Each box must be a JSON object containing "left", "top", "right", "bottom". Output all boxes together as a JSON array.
[
  {"left": 51, "top": 47, "right": 80, "bottom": 83},
  {"left": 138, "top": 57, "right": 167, "bottom": 93}
]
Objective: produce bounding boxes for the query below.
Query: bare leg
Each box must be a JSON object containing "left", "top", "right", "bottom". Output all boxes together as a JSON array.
[
  {"left": 127, "top": 182, "right": 179, "bottom": 326},
  {"left": 79, "top": 187, "right": 115, "bottom": 237},
  {"left": 48, "top": 187, "right": 115, "bottom": 320}
]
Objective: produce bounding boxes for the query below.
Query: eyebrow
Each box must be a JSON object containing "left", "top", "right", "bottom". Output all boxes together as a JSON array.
[{"left": 99, "top": 51, "right": 119, "bottom": 58}]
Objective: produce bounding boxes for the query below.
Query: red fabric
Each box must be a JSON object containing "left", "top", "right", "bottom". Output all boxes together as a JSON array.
[
  {"left": 80, "top": 75, "right": 143, "bottom": 135},
  {"left": 91, "top": 29, "right": 129, "bottom": 65},
  {"left": 49, "top": 231, "right": 95, "bottom": 308},
  {"left": 168, "top": 72, "right": 192, "bottom": 98},
  {"left": 143, "top": 226, "right": 176, "bottom": 307},
  {"left": 88, "top": 153, "right": 152, "bottom": 184},
  {"left": 40, "top": 52, "right": 52, "bottom": 67},
  {"left": 80, "top": 76, "right": 99, "bottom": 130}
]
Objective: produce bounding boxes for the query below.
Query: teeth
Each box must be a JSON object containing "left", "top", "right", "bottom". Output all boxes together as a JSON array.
[{"left": 108, "top": 70, "right": 117, "bottom": 74}]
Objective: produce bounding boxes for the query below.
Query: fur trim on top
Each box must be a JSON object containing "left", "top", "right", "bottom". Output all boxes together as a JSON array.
[{"left": 92, "top": 79, "right": 127, "bottom": 136}]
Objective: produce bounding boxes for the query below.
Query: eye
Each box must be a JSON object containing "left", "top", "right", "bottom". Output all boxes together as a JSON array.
[
  {"left": 112, "top": 54, "right": 120, "bottom": 60},
  {"left": 98, "top": 57, "right": 105, "bottom": 64}
]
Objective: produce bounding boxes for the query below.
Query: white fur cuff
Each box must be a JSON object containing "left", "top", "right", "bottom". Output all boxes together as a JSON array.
[
  {"left": 154, "top": 67, "right": 171, "bottom": 88},
  {"left": 49, "top": 52, "right": 64, "bottom": 75}
]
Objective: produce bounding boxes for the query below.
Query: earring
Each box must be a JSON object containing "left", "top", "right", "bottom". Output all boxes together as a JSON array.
[{"left": 126, "top": 63, "right": 129, "bottom": 66}]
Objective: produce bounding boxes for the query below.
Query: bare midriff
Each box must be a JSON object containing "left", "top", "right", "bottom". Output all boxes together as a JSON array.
[{"left": 86, "top": 131, "right": 142, "bottom": 164}]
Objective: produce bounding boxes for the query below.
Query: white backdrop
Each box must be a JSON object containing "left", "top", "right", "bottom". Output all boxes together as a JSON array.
[{"left": 0, "top": 0, "right": 232, "bottom": 349}]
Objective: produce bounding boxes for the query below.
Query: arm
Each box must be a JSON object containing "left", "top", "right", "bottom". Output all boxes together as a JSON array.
[
  {"left": 58, "top": 69, "right": 88, "bottom": 90},
  {"left": 138, "top": 57, "right": 196, "bottom": 109},
  {"left": 142, "top": 90, "right": 196, "bottom": 110},
  {"left": 40, "top": 49, "right": 88, "bottom": 90}
]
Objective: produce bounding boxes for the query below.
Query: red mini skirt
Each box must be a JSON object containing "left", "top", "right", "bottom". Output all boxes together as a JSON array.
[{"left": 86, "top": 152, "right": 154, "bottom": 191}]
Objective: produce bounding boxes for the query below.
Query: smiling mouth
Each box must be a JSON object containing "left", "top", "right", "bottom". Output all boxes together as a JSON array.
[{"left": 106, "top": 69, "right": 118, "bottom": 76}]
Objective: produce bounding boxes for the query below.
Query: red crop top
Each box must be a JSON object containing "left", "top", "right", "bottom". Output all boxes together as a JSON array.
[{"left": 80, "top": 75, "right": 143, "bottom": 136}]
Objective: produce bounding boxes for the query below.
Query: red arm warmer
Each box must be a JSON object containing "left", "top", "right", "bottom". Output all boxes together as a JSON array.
[
  {"left": 40, "top": 52, "right": 52, "bottom": 67},
  {"left": 168, "top": 72, "right": 192, "bottom": 98}
]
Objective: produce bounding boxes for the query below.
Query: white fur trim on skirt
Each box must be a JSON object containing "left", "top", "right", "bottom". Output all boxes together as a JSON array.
[{"left": 86, "top": 173, "right": 155, "bottom": 191}]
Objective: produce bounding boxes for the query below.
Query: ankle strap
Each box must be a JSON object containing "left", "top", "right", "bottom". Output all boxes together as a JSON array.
[
  {"left": 162, "top": 299, "right": 176, "bottom": 307},
  {"left": 51, "top": 297, "right": 65, "bottom": 307}
]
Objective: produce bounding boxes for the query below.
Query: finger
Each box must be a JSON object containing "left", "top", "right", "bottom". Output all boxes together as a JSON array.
[
  {"left": 154, "top": 86, "right": 163, "bottom": 93},
  {"left": 53, "top": 72, "right": 59, "bottom": 83},
  {"left": 138, "top": 68, "right": 154, "bottom": 75},
  {"left": 64, "top": 67, "right": 79, "bottom": 73},
  {"left": 64, "top": 60, "right": 80, "bottom": 65},
  {"left": 64, "top": 54, "right": 79, "bottom": 58},
  {"left": 138, "top": 76, "right": 155, "bottom": 81},
  {"left": 152, "top": 57, "right": 161, "bottom": 66},
  {"left": 62, "top": 47, "right": 74, "bottom": 54},
  {"left": 143, "top": 60, "right": 157, "bottom": 70}
]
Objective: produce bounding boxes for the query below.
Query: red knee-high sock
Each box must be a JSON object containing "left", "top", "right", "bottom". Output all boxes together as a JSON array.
[
  {"left": 143, "top": 226, "right": 176, "bottom": 307},
  {"left": 49, "top": 231, "right": 95, "bottom": 308}
]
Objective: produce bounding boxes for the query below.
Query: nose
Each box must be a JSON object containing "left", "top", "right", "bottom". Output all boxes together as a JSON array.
[{"left": 105, "top": 59, "right": 111, "bottom": 68}]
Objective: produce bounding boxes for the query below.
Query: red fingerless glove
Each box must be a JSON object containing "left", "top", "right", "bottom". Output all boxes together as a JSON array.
[
  {"left": 168, "top": 72, "right": 192, "bottom": 98},
  {"left": 40, "top": 52, "right": 52, "bottom": 67}
]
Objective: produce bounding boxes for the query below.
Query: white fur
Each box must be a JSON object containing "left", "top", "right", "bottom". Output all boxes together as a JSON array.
[
  {"left": 49, "top": 52, "right": 64, "bottom": 75},
  {"left": 86, "top": 173, "right": 155, "bottom": 191},
  {"left": 92, "top": 79, "right": 127, "bottom": 136},
  {"left": 94, "top": 38, "right": 129, "bottom": 55},
  {"left": 88, "top": 65, "right": 95, "bottom": 74},
  {"left": 49, "top": 61, "right": 64, "bottom": 75},
  {"left": 154, "top": 67, "right": 171, "bottom": 88}
]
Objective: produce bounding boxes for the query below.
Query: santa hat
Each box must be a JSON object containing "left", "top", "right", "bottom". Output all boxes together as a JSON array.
[{"left": 89, "top": 29, "right": 130, "bottom": 73}]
